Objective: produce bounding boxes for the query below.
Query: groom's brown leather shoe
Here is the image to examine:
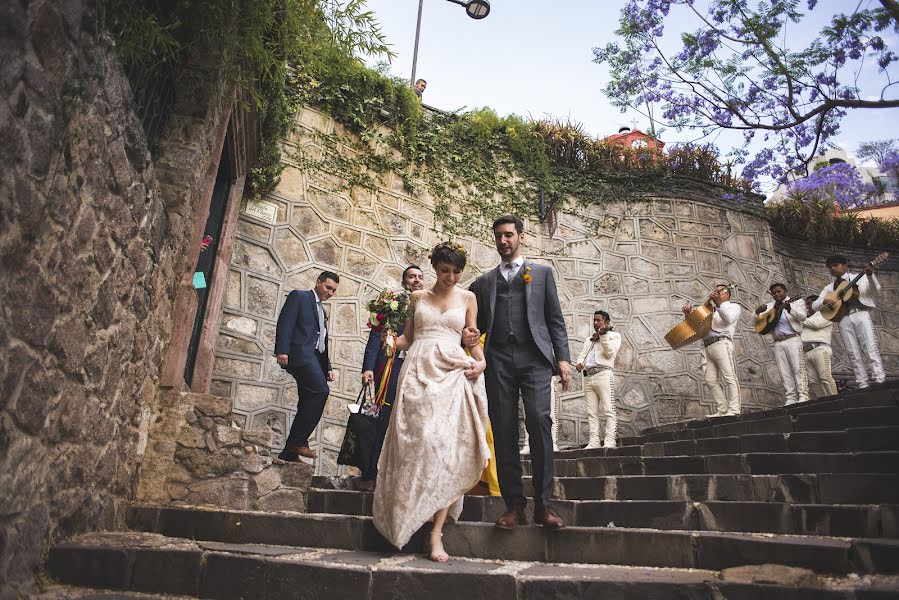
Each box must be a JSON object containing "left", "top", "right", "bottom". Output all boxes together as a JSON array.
[
  {"left": 495, "top": 505, "right": 527, "bottom": 529},
  {"left": 534, "top": 506, "right": 565, "bottom": 529}
]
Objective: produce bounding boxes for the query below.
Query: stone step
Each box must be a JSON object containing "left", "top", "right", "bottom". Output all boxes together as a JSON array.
[
  {"left": 620, "top": 390, "right": 898, "bottom": 446},
  {"left": 636, "top": 387, "right": 898, "bottom": 437},
  {"left": 45, "top": 531, "right": 899, "bottom": 600},
  {"left": 526, "top": 473, "right": 899, "bottom": 505},
  {"left": 523, "top": 452, "right": 899, "bottom": 477},
  {"left": 306, "top": 489, "right": 896, "bottom": 538},
  {"left": 31, "top": 586, "right": 195, "bottom": 599},
  {"left": 561, "top": 427, "right": 899, "bottom": 459},
  {"left": 126, "top": 505, "right": 899, "bottom": 575},
  {"left": 625, "top": 407, "right": 899, "bottom": 447}
]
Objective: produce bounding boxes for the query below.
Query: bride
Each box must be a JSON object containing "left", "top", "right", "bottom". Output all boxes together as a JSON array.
[{"left": 372, "top": 241, "right": 491, "bottom": 562}]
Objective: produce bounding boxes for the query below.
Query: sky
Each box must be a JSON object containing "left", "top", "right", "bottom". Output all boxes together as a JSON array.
[{"left": 362, "top": 0, "right": 899, "bottom": 174}]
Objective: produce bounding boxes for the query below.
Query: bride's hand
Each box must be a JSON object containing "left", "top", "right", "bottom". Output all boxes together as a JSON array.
[{"left": 464, "top": 359, "right": 486, "bottom": 381}]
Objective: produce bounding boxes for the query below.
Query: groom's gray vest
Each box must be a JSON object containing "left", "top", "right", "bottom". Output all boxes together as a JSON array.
[{"left": 491, "top": 271, "right": 534, "bottom": 347}]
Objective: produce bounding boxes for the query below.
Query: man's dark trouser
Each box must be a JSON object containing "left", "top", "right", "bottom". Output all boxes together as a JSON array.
[
  {"left": 485, "top": 341, "right": 555, "bottom": 510},
  {"left": 360, "top": 401, "right": 393, "bottom": 480},
  {"left": 280, "top": 353, "right": 329, "bottom": 458},
  {"left": 360, "top": 356, "right": 403, "bottom": 480}
]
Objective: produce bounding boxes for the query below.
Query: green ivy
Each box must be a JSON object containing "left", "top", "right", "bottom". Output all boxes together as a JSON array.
[{"left": 104, "top": 0, "right": 394, "bottom": 196}]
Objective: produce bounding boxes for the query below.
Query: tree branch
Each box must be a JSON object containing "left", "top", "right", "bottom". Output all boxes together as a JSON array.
[{"left": 879, "top": 0, "right": 899, "bottom": 25}]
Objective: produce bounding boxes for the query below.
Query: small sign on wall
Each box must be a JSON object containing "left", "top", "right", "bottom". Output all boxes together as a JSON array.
[{"left": 243, "top": 199, "right": 278, "bottom": 224}]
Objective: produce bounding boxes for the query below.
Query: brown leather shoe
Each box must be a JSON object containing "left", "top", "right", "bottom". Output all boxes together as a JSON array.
[
  {"left": 534, "top": 506, "right": 565, "bottom": 529},
  {"left": 279, "top": 445, "right": 316, "bottom": 461},
  {"left": 495, "top": 505, "right": 527, "bottom": 529}
]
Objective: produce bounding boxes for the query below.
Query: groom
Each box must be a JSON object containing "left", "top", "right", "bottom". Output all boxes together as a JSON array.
[{"left": 465, "top": 214, "right": 571, "bottom": 529}]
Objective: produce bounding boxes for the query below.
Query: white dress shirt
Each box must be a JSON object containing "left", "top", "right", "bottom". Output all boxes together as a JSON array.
[
  {"left": 801, "top": 311, "right": 834, "bottom": 345},
  {"left": 576, "top": 331, "right": 622, "bottom": 369},
  {"left": 763, "top": 298, "right": 806, "bottom": 338},
  {"left": 708, "top": 300, "right": 741, "bottom": 337},
  {"left": 812, "top": 272, "right": 881, "bottom": 310},
  {"left": 500, "top": 257, "right": 525, "bottom": 281},
  {"left": 313, "top": 289, "right": 327, "bottom": 353}
]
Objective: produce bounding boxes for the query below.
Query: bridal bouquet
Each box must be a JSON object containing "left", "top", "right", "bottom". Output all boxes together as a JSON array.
[
  {"left": 367, "top": 289, "right": 411, "bottom": 356},
  {"left": 367, "top": 288, "right": 412, "bottom": 407}
]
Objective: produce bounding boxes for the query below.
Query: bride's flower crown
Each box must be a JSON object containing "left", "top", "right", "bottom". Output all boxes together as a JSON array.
[{"left": 428, "top": 241, "right": 467, "bottom": 259}]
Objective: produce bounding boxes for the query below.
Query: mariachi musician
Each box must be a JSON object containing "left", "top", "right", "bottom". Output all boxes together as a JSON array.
[
  {"left": 812, "top": 254, "right": 885, "bottom": 389},
  {"left": 681, "top": 283, "right": 741, "bottom": 417},
  {"left": 755, "top": 283, "right": 809, "bottom": 406}
]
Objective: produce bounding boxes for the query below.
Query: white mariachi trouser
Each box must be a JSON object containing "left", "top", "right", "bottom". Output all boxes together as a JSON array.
[
  {"left": 520, "top": 379, "right": 559, "bottom": 454},
  {"left": 839, "top": 310, "right": 886, "bottom": 387},
  {"left": 584, "top": 370, "right": 616, "bottom": 448},
  {"left": 702, "top": 339, "right": 740, "bottom": 415},
  {"left": 775, "top": 336, "right": 809, "bottom": 405},
  {"left": 805, "top": 344, "right": 838, "bottom": 398}
]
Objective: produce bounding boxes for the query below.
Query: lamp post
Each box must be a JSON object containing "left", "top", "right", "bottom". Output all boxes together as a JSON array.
[{"left": 410, "top": 0, "right": 490, "bottom": 86}]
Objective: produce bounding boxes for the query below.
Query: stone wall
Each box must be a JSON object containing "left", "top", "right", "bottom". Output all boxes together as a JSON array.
[
  {"left": 210, "top": 106, "right": 899, "bottom": 476},
  {"left": 0, "top": 1, "right": 235, "bottom": 594},
  {"left": 137, "top": 389, "right": 312, "bottom": 512}
]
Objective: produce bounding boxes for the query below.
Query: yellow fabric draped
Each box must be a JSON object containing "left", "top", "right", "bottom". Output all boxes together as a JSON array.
[
  {"left": 467, "top": 333, "right": 500, "bottom": 496},
  {"left": 480, "top": 419, "right": 501, "bottom": 495}
]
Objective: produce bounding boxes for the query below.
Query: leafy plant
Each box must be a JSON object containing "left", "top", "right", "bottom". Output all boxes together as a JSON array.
[{"left": 104, "top": 0, "right": 395, "bottom": 196}]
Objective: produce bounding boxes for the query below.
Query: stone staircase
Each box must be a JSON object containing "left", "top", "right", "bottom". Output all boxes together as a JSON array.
[{"left": 42, "top": 385, "right": 899, "bottom": 598}]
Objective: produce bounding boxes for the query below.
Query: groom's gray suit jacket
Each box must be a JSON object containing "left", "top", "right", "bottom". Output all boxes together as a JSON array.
[{"left": 470, "top": 260, "right": 571, "bottom": 366}]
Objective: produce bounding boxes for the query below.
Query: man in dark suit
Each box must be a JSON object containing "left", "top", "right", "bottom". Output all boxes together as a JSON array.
[
  {"left": 465, "top": 214, "right": 571, "bottom": 529},
  {"left": 358, "top": 265, "right": 425, "bottom": 491},
  {"left": 275, "top": 271, "right": 340, "bottom": 461}
]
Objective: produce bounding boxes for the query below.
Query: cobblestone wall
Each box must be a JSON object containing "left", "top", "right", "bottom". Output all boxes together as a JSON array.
[
  {"left": 211, "top": 106, "right": 899, "bottom": 476},
  {"left": 0, "top": 1, "right": 233, "bottom": 593}
]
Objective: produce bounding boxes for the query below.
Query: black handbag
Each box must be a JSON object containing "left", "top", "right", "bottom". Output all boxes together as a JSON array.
[{"left": 337, "top": 384, "right": 379, "bottom": 469}]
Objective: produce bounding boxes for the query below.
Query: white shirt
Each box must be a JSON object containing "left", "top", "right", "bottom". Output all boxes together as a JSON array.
[
  {"left": 313, "top": 289, "right": 327, "bottom": 353},
  {"left": 707, "top": 300, "right": 741, "bottom": 337},
  {"left": 576, "top": 331, "right": 621, "bottom": 369},
  {"left": 801, "top": 311, "right": 834, "bottom": 345},
  {"left": 500, "top": 256, "right": 525, "bottom": 281},
  {"left": 763, "top": 298, "right": 807, "bottom": 339},
  {"left": 812, "top": 272, "right": 881, "bottom": 310}
]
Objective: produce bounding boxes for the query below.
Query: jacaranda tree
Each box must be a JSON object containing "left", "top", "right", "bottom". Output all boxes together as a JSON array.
[{"left": 593, "top": 0, "right": 899, "bottom": 187}]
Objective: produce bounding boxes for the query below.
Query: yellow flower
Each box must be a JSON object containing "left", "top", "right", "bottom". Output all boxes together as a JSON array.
[
  {"left": 522, "top": 274, "right": 532, "bottom": 283},
  {"left": 389, "top": 300, "right": 399, "bottom": 310},
  {"left": 369, "top": 313, "right": 380, "bottom": 327}
]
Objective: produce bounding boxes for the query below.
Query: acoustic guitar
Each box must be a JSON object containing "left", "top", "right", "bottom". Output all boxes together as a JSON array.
[
  {"left": 754, "top": 297, "right": 803, "bottom": 335},
  {"left": 818, "top": 252, "right": 890, "bottom": 322}
]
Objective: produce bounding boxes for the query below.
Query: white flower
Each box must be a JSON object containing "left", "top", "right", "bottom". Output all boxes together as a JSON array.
[
  {"left": 369, "top": 313, "right": 380, "bottom": 326},
  {"left": 389, "top": 300, "right": 399, "bottom": 310}
]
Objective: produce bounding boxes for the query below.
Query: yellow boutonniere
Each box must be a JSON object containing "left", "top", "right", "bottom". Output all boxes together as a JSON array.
[{"left": 522, "top": 266, "right": 532, "bottom": 284}]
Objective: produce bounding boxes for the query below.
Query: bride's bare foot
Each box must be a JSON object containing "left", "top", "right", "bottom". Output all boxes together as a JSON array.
[{"left": 428, "top": 531, "right": 448, "bottom": 563}]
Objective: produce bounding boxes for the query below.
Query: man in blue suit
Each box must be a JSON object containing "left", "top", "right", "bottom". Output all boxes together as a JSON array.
[
  {"left": 275, "top": 271, "right": 340, "bottom": 461},
  {"left": 358, "top": 265, "right": 425, "bottom": 491}
]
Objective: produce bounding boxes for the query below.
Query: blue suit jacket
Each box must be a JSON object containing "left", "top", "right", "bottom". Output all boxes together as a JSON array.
[{"left": 275, "top": 290, "right": 331, "bottom": 371}]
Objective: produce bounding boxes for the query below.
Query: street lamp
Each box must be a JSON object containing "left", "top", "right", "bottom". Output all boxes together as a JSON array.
[{"left": 410, "top": 0, "right": 490, "bottom": 86}]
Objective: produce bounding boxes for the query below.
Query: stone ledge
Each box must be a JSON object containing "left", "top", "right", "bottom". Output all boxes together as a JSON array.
[
  {"left": 124, "top": 505, "right": 897, "bottom": 575},
  {"left": 46, "top": 530, "right": 899, "bottom": 599}
]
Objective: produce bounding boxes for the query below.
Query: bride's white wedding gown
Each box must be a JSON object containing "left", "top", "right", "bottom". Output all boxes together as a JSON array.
[{"left": 372, "top": 300, "right": 490, "bottom": 549}]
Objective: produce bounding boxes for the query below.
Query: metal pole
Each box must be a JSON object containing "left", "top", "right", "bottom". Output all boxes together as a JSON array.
[{"left": 410, "top": 0, "right": 424, "bottom": 86}]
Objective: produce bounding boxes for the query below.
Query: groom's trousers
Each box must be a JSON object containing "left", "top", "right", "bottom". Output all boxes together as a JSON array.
[{"left": 485, "top": 340, "right": 555, "bottom": 509}]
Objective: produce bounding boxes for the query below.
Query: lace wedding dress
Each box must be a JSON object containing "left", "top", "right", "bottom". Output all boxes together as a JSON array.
[{"left": 372, "top": 300, "right": 490, "bottom": 549}]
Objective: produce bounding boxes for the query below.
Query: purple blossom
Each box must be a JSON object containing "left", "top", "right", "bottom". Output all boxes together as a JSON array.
[
  {"left": 788, "top": 162, "right": 875, "bottom": 208},
  {"left": 592, "top": 0, "right": 898, "bottom": 187}
]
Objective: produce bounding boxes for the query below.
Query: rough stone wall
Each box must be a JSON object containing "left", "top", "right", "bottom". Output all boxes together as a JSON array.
[
  {"left": 137, "top": 389, "right": 312, "bottom": 512},
  {"left": 0, "top": 1, "right": 233, "bottom": 594},
  {"left": 211, "top": 106, "right": 899, "bottom": 476}
]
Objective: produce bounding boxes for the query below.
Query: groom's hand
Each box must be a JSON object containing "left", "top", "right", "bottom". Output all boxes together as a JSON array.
[
  {"left": 558, "top": 360, "right": 572, "bottom": 391},
  {"left": 461, "top": 326, "right": 481, "bottom": 348}
]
